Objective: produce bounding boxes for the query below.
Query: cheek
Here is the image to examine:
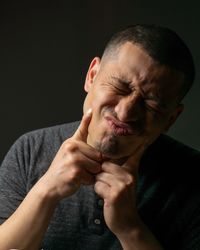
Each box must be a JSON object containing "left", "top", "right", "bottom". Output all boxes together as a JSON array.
[
  {"left": 145, "top": 111, "right": 169, "bottom": 130},
  {"left": 143, "top": 119, "right": 169, "bottom": 146},
  {"left": 84, "top": 87, "right": 117, "bottom": 113}
]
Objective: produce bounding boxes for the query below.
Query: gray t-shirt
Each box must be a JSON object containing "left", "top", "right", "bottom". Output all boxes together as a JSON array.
[{"left": 0, "top": 121, "right": 200, "bottom": 250}]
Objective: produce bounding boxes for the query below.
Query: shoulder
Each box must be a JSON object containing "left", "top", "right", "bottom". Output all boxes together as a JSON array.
[
  {"left": 145, "top": 134, "right": 200, "bottom": 164},
  {"left": 141, "top": 134, "right": 200, "bottom": 190},
  {"left": 1, "top": 121, "right": 80, "bottom": 169},
  {"left": 21, "top": 121, "right": 80, "bottom": 142},
  {"left": 18, "top": 121, "right": 80, "bottom": 157},
  {"left": 0, "top": 121, "right": 80, "bottom": 189},
  {"left": 15, "top": 121, "right": 80, "bottom": 149}
]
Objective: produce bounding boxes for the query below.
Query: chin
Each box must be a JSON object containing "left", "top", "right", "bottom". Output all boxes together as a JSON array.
[{"left": 93, "top": 134, "right": 132, "bottom": 159}]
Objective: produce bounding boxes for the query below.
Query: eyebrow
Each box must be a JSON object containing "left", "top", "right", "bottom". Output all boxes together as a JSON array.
[{"left": 110, "top": 75, "right": 132, "bottom": 85}]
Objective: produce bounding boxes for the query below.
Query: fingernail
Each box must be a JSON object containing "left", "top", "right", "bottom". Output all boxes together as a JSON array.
[{"left": 86, "top": 108, "right": 92, "bottom": 116}]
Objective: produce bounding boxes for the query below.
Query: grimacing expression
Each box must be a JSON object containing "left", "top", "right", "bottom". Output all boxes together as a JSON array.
[{"left": 83, "top": 42, "right": 184, "bottom": 159}]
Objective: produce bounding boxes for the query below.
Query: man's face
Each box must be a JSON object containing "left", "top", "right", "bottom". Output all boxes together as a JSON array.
[{"left": 83, "top": 42, "right": 184, "bottom": 159}]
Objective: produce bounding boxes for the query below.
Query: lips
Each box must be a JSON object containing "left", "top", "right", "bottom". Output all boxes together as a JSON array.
[{"left": 105, "top": 116, "right": 134, "bottom": 136}]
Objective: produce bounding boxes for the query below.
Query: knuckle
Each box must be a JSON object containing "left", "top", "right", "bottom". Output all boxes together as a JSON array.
[
  {"left": 125, "top": 174, "right": 135, "bottom": 187},
  {"left": 110, "top": 177, "right": 135, "bottom": 201},
  {"left": 110, "top": 189, "right": 120, "bottom": 202},
  {"left": 117, "top": 182, "right": 126, "bottom": 194},
  {"left": 62, "top": 140, "right": 78, "bottom": 153},
  {"left": 94, "top": 181, "right": 100, "bottom": 192},
  {"left": 66, "top": 154, "right": 82, "bottom": 168},
  {"left": 73, "top": 155, "right": 84, "bottom": 166},
  {"left": 69, "top": 167, "right": 82, "bottom": 181}
]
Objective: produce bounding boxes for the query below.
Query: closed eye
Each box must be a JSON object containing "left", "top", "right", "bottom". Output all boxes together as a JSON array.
[
  {"left": 145, "top": 104, "right": 159, "bottom": 113},
  {"left": 109, "top": 82, "right": 131, "bottom": 95},
  {"left": 144, "top": 102, "right": 165, "bottom": 119},
  {"left": 115, "top": 86, "right": 130, "bottom": 95}
]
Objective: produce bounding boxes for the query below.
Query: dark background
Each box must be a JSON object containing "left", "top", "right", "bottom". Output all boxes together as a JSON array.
[{"left": 0, "top": 0, "right": 199, "bottom": 162}]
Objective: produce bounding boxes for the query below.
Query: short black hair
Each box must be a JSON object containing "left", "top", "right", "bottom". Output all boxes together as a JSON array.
[{"left": 102, "top": 24, "right": 195, "bottom": 101}]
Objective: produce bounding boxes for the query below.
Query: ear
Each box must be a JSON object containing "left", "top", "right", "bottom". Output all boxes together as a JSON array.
[
  {"left": 84, "top": 57, "right": 101, "bottom": 92},
  {"left": 164, "top": 103, "right": 184, "bottom": 132}
]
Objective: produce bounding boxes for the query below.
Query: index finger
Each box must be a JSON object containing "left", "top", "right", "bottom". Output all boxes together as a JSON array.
[{"left": 73, "top": 108, "right": 92, "bottom": 142}]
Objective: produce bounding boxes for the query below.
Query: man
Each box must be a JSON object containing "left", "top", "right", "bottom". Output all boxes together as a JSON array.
[{"left": 0, "top": 24, "right": 199, "bottom": 250}]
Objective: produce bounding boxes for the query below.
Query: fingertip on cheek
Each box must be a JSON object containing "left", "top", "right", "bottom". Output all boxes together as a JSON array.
[{"left": 86, "top": 108, "right": 92, "bottom": 116}]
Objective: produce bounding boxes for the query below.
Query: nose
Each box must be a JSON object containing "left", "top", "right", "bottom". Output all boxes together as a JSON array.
[{"left": 114, "top": 92, "right": 142, "bottom": 123}]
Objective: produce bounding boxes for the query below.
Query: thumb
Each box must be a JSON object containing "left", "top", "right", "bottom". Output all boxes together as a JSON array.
[{"left": 73, "top": 108, "right": 92, "bottom": 142}]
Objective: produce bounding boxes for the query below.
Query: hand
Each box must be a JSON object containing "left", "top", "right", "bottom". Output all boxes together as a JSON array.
[
  {"left": 40, "top": 109, "right": 102, "bottom": 201},
  {"left": 94, "top": 143, "right": 146, "bottom": 237}
]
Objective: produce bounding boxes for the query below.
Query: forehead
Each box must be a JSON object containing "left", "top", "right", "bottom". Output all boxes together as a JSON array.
[{"left": 102, "top": 42, "right": 184, "bottom": 102}]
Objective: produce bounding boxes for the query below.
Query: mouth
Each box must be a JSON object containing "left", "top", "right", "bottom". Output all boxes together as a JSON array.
[{"left": 104, "top": 116, "right": 134, "bottom": 136}]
